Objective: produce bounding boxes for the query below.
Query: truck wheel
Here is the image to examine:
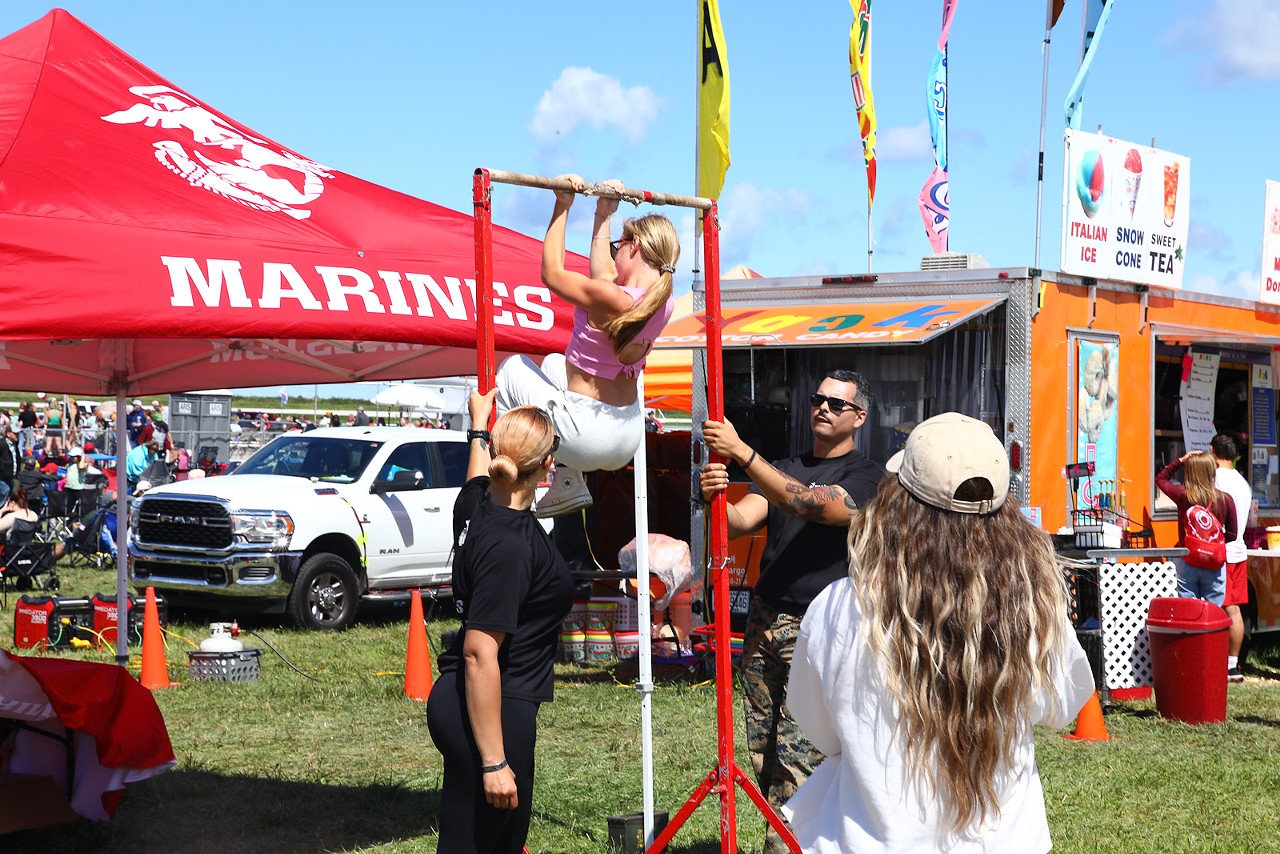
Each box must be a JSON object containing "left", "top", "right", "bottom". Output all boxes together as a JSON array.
[{"left": 289, "top": 554, "right": 359, "bottom": 631}]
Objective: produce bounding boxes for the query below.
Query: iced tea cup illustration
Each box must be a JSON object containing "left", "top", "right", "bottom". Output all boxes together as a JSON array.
[{"left": 1162, "top": 163, "right": 1179, "bottom": 227}]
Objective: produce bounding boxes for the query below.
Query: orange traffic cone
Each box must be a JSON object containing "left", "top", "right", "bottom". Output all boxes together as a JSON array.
[
  {"left": 404, "top": 590, "right": 434, "bottom": 701},
  {"left": 1063, "top": 691, "right": 1110, "bottom": 742},
  {"left": 139, "top": 587, "right": 176, "bottom": 689}
]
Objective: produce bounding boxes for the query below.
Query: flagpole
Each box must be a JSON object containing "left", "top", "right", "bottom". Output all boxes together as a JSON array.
[
  {"left": 943, "top": 0, "right": 950, "bottom": 254},
  {"left": 867, "top": 197, "right": 873, "bottom": 273},
  {"left": 1035, "top": 1, "right": 1053, "bottom": 269}
]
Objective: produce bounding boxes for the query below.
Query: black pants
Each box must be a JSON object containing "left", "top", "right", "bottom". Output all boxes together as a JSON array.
[{"left": 426, "top": 669, "right": 540, "bottom": 854}]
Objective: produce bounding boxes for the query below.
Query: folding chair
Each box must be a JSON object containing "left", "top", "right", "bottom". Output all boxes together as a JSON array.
[
  {"left": 41, "top": 487, "right": 72, "bottom": 541},
  {"left": 1, "top": 518, "right": 60, "bottom": 607}
]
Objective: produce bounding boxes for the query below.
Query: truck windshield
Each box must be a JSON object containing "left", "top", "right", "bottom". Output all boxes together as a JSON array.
[{"left": 235, "top": 436, "right": 384, "bottom": 483}]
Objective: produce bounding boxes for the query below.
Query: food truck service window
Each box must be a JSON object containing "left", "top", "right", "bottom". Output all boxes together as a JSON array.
[
  {"left": 1152, "top": 338, "right": 1276, "bottom": 513},
  {"left": 719, "top": 303, "right": 1008, "bottom": 478}
]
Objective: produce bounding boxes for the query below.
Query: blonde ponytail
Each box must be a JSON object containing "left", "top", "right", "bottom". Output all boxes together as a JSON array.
[{"left": 605, "top": 214, "right": 679, "bottom": 354}]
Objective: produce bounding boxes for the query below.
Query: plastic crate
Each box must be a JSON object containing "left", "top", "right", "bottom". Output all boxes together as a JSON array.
[
  {"left": 1071, "top": 510, "right": 1105, "bottom": 549},
  {"left": 187, "top": 648, "right": 262, "bottom": 683}
]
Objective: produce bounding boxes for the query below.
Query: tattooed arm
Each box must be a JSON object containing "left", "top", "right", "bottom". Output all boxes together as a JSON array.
[
  {"left": 746, "top": 458, "right": 857, "bottom": 526},
  {"left": 702, "top": 418, "right": 858, "bottom": 527}
]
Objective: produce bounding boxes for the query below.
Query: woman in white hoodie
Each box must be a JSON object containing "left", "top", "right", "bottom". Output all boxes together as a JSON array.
[{"left": 784, "top": 413, "right": 1094, "bottom": 853}]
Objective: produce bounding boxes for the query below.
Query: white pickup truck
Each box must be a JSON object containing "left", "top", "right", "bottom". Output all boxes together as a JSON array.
[{"left": 128, "top": 426, "right": 471, "bottom": 630}]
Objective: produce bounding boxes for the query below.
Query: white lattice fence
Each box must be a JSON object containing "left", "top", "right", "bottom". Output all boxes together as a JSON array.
[{"left": 1099, "top": 560, "right": 1178, "bottom": 689}]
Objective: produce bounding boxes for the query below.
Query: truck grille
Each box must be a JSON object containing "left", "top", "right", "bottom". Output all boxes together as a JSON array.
[{"left": 137, "top": 498, "right": 234, "bottom": 549}]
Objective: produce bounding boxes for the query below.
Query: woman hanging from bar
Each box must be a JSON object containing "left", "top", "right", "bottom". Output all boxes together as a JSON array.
[{"left": 496, "top": 174, "right": 677, "bottom": 517}]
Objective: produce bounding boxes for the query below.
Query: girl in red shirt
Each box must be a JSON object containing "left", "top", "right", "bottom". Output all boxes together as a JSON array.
[{"left": 1156, "top": 450, "right": 1236, "bottom": 604}]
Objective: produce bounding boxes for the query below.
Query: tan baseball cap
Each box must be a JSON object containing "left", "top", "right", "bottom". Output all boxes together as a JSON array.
[{"left": 886, "top": 412, "right": 1009, "bottom": 515}]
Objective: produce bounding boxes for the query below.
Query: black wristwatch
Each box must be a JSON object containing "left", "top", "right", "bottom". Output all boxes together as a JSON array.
[{"left": 466, "top": 429, "right": 491, "bottom": 444}]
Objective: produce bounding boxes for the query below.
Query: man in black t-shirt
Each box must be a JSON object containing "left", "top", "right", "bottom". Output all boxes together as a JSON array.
[{"left": 700, "top": 369, "right": 883, "bottom": 854}]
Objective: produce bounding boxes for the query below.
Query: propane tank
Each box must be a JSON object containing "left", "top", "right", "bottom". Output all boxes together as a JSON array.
[{"left": 200, "top": 622, "right": 244, "bottom": 653}]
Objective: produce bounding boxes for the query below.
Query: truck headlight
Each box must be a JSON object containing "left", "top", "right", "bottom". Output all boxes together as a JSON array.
[{"left": 231, "top": 511, "right": 295, "bottom": 547}]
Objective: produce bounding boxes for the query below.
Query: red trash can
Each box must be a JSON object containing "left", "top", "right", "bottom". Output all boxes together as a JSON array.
[{"left": 1146, "top": 597, "right": 1231, "bottom": 724}]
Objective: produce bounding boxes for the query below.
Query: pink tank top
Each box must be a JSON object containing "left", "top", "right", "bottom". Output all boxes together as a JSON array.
[{"left": 564, "top": 287, "right": 674, "bottom": 380}]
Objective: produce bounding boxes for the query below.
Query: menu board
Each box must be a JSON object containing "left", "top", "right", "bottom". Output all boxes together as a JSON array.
[
  {"left": 1179, "top": 350, "right": 1218, "bottom": 452},
  {"left": 1253, "top": 364, "right": 1276, "bottom": 447},
  {"left": 1061, "top": 130, "right": 1190, "bottom": 289},
  {"left": 1260, "top": 180, "right": 1280, "bottom": 305}
]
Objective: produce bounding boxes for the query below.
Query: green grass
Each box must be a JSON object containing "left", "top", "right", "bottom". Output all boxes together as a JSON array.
[{"left": 4, "top": 558, "right": 1280, "bottom": 852}]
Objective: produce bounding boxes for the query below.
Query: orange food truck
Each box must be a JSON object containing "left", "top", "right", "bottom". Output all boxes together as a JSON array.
[{"left": 651, "top": 261, "right": 1280, "bottom": 691}]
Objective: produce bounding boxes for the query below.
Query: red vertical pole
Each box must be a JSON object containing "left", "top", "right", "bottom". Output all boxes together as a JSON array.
[
  {"left": 701, "top": 204, "right": 738, "bottom": 853},
  {"left": 473, "top": 168, "right": 496, "bottom": 393}
]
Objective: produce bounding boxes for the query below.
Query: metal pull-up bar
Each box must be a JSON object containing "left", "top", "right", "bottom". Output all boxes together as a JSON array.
[
  {"left": 477, "top": 168, "right": 714, "bottom": 211},
  {"left": 471, "top": 169, "right": 797, "bottom": 854}
]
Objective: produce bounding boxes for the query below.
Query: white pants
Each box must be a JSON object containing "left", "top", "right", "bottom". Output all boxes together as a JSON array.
[{"left": 495, "top": 354, "right": 642, "bottom": 472}]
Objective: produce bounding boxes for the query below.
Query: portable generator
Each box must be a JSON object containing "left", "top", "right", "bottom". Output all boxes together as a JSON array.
[{"left": 14, "top": 595, "right": 95, "bottom": 650}]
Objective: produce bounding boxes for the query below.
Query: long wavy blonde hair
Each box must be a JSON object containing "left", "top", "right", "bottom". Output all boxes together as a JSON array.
[
  {"left": 604, "top": 213, "right": 678, "bottom": 354},
  {"left": 848, "top": 475, "right": 1071, "bottom": 832}
]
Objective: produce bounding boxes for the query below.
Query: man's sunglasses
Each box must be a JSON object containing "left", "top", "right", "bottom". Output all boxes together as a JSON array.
[
  {"left": 809, "top": 392, "right": 863, "bottom": 414},
  {"left": 549, "top": 434, "right": 561, "bottom": 454}
]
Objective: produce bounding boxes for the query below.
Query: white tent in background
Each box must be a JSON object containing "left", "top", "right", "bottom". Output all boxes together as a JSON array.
[{"left": 374, "top": 383, "right": 447, "bottom": 411}]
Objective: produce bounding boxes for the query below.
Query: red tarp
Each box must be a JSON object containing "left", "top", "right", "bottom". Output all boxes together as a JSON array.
[
  {"left": 1, "top": 649, "right": 176, "bottom": 822},
  {"left": 0, "top": 9, "right": 577, "bottom": 395}
]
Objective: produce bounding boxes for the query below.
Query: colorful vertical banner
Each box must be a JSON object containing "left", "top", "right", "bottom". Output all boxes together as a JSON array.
[
  {"left": 698, "top": 0, "right": 731, "bottom": 200},
  {"left": 1064, "top": 0, "right": 1114, "bottom": 130},
  {"left": 1259, "top": 180, "right": 1280, "bottom": 304},
  {"left": 1050, "top": 0, "right": 1067, "bottom": 28},
  {"left": 1074, "top": 336, "right": 1119, "bottom": 510},
  {"left": 848, "top": 0, "right": 877, "bottom": 207},
  {"left": 918, "top": 0, "right": 958, "bottom": 254},
  {"left": 1060, "top": 129, "right": 1190, "bottom": 289}
]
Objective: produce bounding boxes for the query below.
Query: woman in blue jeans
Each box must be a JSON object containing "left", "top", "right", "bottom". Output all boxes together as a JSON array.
[{"left": 1156, "top": 450, "right": 1237, "bottom": 603}]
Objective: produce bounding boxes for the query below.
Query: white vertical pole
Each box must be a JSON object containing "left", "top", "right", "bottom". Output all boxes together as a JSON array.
[
  {"left": 1035, "top": 1, "right": 1054, "bottom": 269},
  {"left": 634, "top": 373, "right": 655, "bottom": 847},
  {"left": 867, "top": 197, "right": 873, "bottom": 274},
  {"left": 113, "top": 388, "right": 129, "bottom": 666}
]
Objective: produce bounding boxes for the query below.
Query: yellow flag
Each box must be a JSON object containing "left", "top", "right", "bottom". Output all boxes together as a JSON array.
[{"left": 698, "top": 0, "right": 730, "bottom": 200}]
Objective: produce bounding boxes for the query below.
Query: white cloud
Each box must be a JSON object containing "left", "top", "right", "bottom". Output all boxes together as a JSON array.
[
  {"left": 717, "top": 182, "right": 811, "bottom": 249},
  {"left": 1188, "top": 270, "right": 1258, "bottom": 300},
  {"left": 1202, "top": 0, "right": 1280, "bottom": 81},
  {"left": 1188, "top": 220, "right": 1234, "bottom": 261},
  {"left": 529, "top": 67, "right": 663, "bottom": 144},
  {"left": 876, "top": 121, "right": 935, "bottom": 163}
]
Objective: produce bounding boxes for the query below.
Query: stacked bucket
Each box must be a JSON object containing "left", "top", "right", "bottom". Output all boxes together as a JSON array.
[{"left": 559, "top": 596, "right": 639, "bottom": 663}]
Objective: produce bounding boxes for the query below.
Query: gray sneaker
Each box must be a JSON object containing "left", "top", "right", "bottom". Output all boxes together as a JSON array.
[{"left": 534, "top": 466, "right": 592, "bottom": 518}]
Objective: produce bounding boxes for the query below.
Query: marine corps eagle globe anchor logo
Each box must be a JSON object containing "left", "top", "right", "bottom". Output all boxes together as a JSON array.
[{"left": 101, "top": 85, "right": 333, "bottom": 220}]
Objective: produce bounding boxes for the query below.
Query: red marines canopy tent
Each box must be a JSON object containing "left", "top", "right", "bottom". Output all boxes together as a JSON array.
[{"left": 0, "top": 9, "right": 575, "bottom": 397}]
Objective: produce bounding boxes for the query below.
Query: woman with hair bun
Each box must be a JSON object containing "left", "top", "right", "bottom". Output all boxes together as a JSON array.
[
  {"left": 427, "top": 389, "right": 575, "bottom": 854},
  {"left": 783, "top": 413, "right": 1095, "bottom": 852},
  {"left": 497, "top": 174, "right": 678, "bottom": 518}
]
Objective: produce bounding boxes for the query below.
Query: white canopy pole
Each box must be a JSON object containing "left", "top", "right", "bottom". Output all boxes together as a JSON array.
[
  {"left": 113, "top": 387, "right": 129, "bottom": 666},
  {"left": 633, "top": 373, "right": 656, "bottom": 845}
]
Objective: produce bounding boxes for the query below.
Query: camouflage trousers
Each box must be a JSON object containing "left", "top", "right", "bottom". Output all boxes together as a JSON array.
[{"left": 741, "top": 597, "right": 824, "bottom": 854}]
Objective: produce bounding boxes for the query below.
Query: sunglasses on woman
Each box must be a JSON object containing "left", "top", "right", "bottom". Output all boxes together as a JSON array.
[
  {"left": 609, "top": 235, "right": 634, "bottom": 260},
  {"left": 809, "top": 392, "right": 863, "bottom": 414}
]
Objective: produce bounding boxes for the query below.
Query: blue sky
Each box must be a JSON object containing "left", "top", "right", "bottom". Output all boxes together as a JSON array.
[{"left": 4, "top": 1, "right": 1277, "bottom": 400}]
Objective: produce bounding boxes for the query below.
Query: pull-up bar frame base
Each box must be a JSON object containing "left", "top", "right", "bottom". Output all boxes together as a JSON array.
[{"left": 472, "top": 169, "right": 798, "bottom": 854}]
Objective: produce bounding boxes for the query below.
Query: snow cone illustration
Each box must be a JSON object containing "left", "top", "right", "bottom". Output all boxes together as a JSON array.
[
  {"left": 1075, "top": 149, "right": 1105, "bottom": 218},
  {"left": 1123, "top": 148, "right": 1142, "bottom": 220}
]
